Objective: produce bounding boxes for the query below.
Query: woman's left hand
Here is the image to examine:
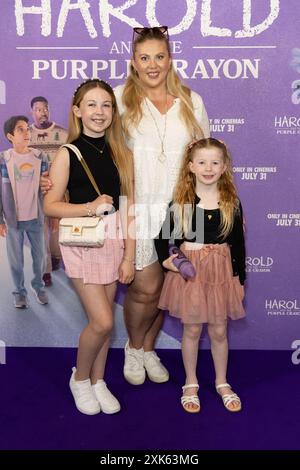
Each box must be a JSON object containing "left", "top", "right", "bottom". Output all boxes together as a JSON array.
[{"left": 118, "top": 259, "right": 135, "bottom": 284}]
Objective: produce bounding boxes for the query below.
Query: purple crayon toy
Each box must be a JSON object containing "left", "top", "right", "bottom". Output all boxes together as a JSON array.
[{"left": 168, "top": 244, "right": 196, "bottom": 280}]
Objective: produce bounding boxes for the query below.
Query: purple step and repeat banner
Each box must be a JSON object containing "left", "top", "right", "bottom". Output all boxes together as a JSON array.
[{"left": 0, "top": 0, "right": 299, "bottom": 351}]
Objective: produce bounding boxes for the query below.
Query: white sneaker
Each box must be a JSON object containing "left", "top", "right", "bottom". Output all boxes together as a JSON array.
[
  {"left": 92, "top": 380, "right": 121, "bottom": 414},
  {"left": 123, "top": 340, "right": 145, "bottom": 385},
  {"left": 30, "top": 286, "right": 48, "bottom": 305},
  {"left": 69, "top": 367, "right": 100, "bottom": 415},
  {"left": 13, "top": 293, "right": 28, "bottom": 309},
  {"left": 144, "top": 351, "right": 169, "bottom": 383}
]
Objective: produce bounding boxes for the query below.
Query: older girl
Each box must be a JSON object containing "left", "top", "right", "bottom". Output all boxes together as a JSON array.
[{"left": 44, "top": 79, "right": 135, "bottom": 415}]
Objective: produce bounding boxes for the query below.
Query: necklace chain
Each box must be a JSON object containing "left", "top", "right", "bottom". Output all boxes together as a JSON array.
[
  {"left": 80, "top": 136, "right": 106, "bottom": 154},
  {"left": 145, "top": 96, "right": 168, "bottom": 163}
]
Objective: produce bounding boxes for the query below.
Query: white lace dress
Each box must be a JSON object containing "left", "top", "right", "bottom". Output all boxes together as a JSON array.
[{"left": 114, "top": 84, "right": 210, "bottom": 270}]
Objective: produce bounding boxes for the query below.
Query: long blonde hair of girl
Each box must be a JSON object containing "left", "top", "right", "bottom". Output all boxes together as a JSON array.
[
  {"left": 173, "top": 138, "right": 239, "bottom": 239},
  {"left": 122, "top": 28, "right": 204, "bottom": 140},
  {"left": 67, "top": 79, "right": 133, "bottom": 198}
]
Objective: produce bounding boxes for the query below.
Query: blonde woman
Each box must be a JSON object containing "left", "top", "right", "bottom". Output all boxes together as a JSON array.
[
  {"left": 44, "top": 79, "right": 135, "bottom": 415},
  {"left": 155, "top": 138, "right": 246, "bottom": 413},
  {"left": 114, "top": 26, "right": 210, "bottom": 386}
]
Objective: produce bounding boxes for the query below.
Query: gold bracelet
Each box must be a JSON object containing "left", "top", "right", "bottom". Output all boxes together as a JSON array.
[{"left": 123, "top": 255, "right": 136, "bottom": 265}]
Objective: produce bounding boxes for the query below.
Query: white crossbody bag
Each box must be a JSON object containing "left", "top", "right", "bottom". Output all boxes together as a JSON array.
[{"left": 58, "top": 144, "right": 105, "bottom": 247}]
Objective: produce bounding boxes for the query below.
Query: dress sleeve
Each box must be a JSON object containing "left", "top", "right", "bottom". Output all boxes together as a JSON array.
[{"left": 232, "top": 200, "right": 246, "bottom": 285}]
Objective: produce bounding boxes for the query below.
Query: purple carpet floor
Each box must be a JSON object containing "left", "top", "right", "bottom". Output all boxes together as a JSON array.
[{"left": 0, "top": 348, "right": 299, "bottom": 451}]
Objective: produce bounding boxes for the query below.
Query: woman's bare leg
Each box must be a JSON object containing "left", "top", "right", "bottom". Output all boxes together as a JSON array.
[
  {"left": 123, "top": 262, "right": 168, "bottom": 384},
  {"left": 124, "top": 261, "right": 164, "bottom": 349}
]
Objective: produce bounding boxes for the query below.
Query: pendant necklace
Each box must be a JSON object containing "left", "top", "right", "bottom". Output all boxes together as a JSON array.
[
  {"left": 81, "top": 136, "right": 106, "bottom": 154},
  {"left": 145, "top": 94, "right": 168, "bottom": 163},
  {"left": 206, "top": 202, "right": 220, "bottom": 220}
]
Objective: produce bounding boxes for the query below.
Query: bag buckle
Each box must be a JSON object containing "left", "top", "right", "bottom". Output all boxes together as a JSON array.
[{"left": 72, "top": 225, "right": 83, "bottom": 236}]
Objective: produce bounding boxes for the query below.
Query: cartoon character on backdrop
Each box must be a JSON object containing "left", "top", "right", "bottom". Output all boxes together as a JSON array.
[
  {"left": 29, "top": 96, "right": 68, "bottom": 286},
  {"left": 0, "top": 115, "right": 49, "bottom": 308}
]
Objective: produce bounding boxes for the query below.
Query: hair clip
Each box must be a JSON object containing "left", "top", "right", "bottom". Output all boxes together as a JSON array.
[
  {"left": 215, "top": 138, "right": 228, "bottom": 149},
  {"left": 187, "top": 139, "right": 197, "bottom": 150}
]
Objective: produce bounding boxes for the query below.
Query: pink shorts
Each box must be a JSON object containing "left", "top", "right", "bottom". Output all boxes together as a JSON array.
[{"left": 60, "top": 211, "right": 124, "bottom": 285}]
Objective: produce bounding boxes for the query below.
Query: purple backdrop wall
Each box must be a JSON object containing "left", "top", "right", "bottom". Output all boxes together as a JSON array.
[{"left": 0, "top": 0, "right": 299, "bottom": 350}]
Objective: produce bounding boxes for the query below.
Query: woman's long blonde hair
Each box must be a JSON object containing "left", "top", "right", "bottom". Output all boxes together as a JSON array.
[
  {"left": 67, "top": 79, "right": 133, "bottom": 197},
  {"left": 122, "top": 28, "right": 204, "bottom": 139},
  {"left": 173, "top": 138, "right": 239, "bottom": 239}
]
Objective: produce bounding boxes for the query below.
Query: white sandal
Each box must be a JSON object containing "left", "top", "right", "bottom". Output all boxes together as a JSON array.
[
  {"left": 216, "top": 383, "right": 242, "bottom": 412},
  {"left": 181, "top": 384, "right": 200, "bottom": 413}
]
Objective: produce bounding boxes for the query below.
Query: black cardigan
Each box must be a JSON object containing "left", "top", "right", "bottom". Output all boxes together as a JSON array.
[{"left": 154, "top": 195, "right": 246, "bottom": 285}]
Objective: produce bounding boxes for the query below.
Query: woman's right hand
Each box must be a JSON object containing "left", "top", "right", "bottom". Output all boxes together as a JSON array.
[
  {"left": 92, "top": 194, "right": 114, "bottom": 215},
  {"left": 162, "top": 254, "right": 179, "bottom": 272},
  {"left": 40, "top": 171, "right": 53, "bottom": 194}
]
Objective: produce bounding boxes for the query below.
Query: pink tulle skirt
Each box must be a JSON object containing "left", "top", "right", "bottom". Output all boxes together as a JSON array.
[{"left": 158, "top": 243, "right": 245, "bottom": 325}]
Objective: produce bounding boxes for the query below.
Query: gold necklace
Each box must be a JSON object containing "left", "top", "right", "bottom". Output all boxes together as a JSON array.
[
  {"left": 80, "top": 135, "right": 106, "bottom": 154},
  {"left": 145, "top": 96, "right": 168, "bottom": 163}
]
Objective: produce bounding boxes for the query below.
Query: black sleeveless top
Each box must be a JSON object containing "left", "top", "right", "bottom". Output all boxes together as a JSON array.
[{"left": 67, "top": 134, "right": 121, "bottom": 210}]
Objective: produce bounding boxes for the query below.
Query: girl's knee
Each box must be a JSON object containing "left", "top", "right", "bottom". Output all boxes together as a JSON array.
[
  {"left": 208, "top": 324, "right": 227, "bottom": 343},
  {"left": 184, "top": 324, "right": 202, "bottom": 340},
  {"left": 90, "top": 318, "right": 113, "bottom": 337}
]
